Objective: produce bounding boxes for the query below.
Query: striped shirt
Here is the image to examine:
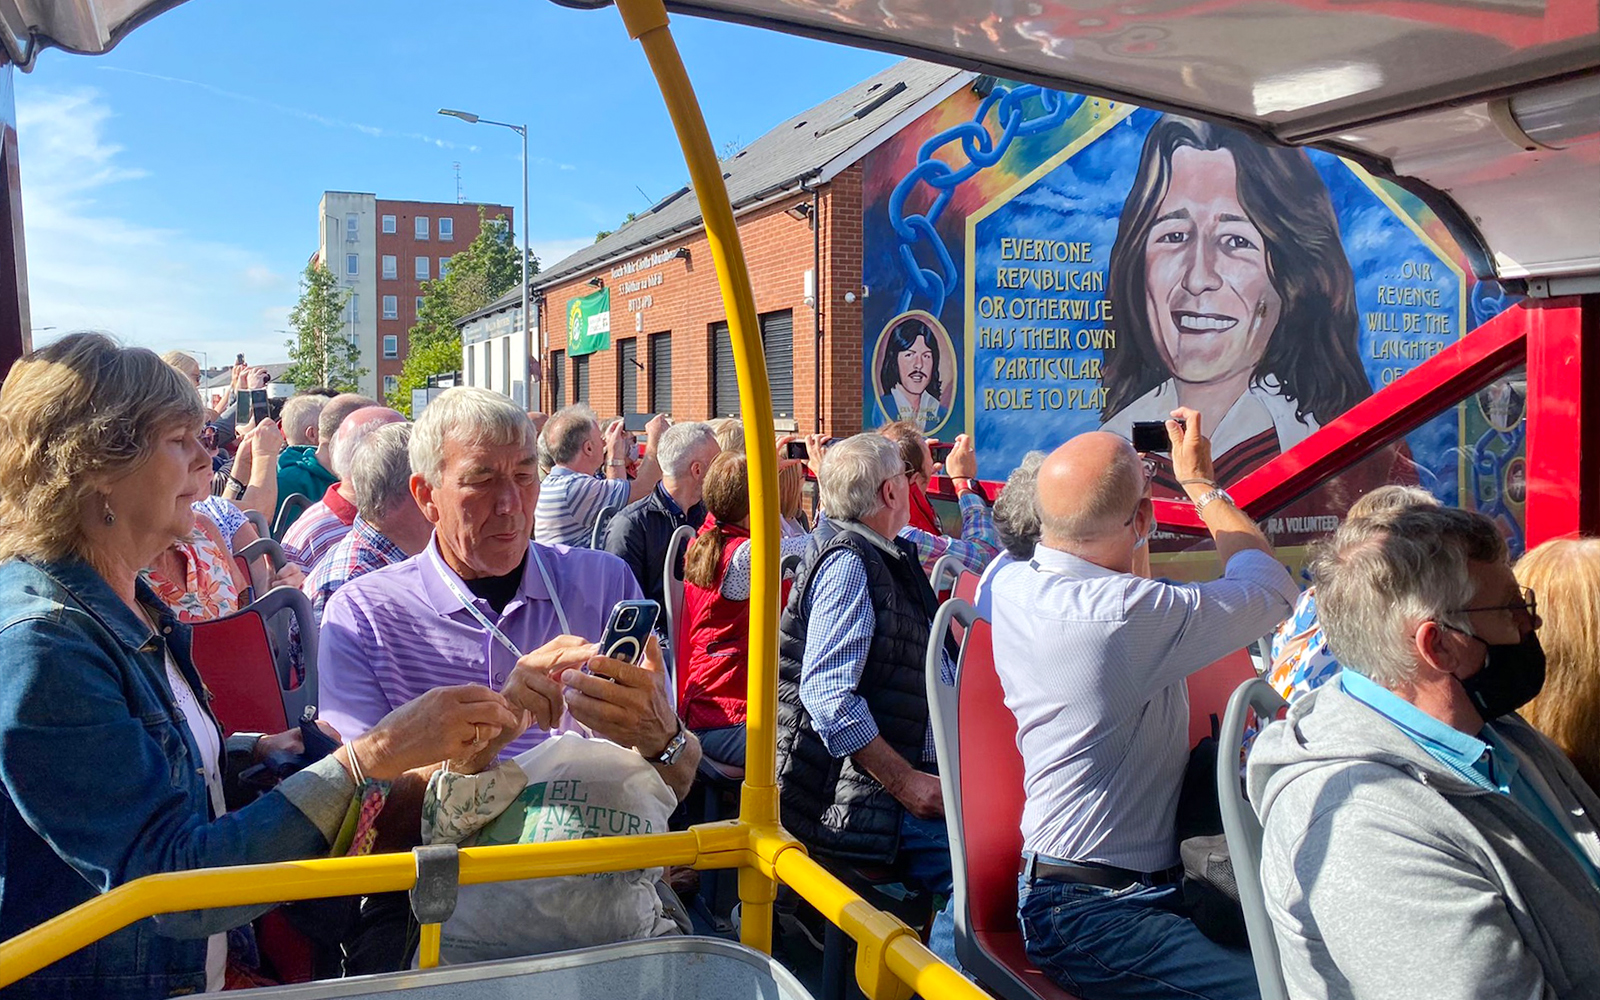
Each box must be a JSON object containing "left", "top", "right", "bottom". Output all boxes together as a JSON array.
[
  {"left": 318, "top": 536, "right": 641, "bottom": 755},
  {"left": 281, "top": 485, "right": 358, "bottom": 569},
  {"left": 797, "top": 520, "right": 950, "bottom": 763},
  {"left": 302, "top": 516, "right": 409, "bottom": 624},
  {"left": 899, "top": 490, "right": 999, "bottom": 576},
  {"left": 535, "top": 466, "right": 631, "bottom": 548},
  {"left": 988, "top": 546, "right": 1296, "bottom": 872}
]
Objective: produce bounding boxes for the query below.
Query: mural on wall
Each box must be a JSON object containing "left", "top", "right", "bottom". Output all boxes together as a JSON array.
[{"left": 861, "top": 79, "right": 1521, "bottom": 548}]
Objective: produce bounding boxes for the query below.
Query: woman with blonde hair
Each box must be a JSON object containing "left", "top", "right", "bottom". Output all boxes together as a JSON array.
[
  {"left": 1516, "top": 537, "right": 1600, "bottom": 791},
  {"left": 0, "top": 332, "right": 526, "bottom": 997}
]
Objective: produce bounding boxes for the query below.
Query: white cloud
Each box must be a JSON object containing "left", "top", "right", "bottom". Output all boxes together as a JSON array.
[{"left": 19, "top": 87, "right": 296, "bottom": 363}]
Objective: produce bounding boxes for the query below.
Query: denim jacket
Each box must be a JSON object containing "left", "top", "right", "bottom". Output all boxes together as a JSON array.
[{"left": 0, "top": 557, "right": 355, "bottom": 999}]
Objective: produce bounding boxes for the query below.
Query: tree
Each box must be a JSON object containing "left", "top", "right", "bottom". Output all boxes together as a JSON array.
[
  {"left": 284, "top": 260, "right": 364, "bottom": 391},
  {"left": 593, "top": 211, "right": 639, "bottom": 244},
  {"left": 389, "top": 208, "right": 535, "bottom": 413}
]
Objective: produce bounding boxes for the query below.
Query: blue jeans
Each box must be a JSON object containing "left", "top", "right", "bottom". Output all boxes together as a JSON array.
[
  {"left": 1018, "top": 875, "right": 1258, "bottom": 1000},
  {"left": 696, "top": 724, "right": 747, "bottom": 767},
  {"left": 899, "top": 812, "right": 958, "bottom": 968}
]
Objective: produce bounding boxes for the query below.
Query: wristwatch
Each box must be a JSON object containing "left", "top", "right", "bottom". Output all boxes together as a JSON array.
[
  {"left": 607, "top": 458, "right": 628, "bottom": 468},
  {"left": 650, "top": 720, "right": 689, "bottom": 766},
  {"left": 1192, "top": 486, "right": 1235, "bottom": 515},
  {"left": 954, "top": 477, "right": 983, "bottom": 498}
]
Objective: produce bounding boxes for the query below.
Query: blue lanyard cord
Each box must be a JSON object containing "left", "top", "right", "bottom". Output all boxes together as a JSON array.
[{"left": 438, "top": 546, "right": 572, "bottom": 671}]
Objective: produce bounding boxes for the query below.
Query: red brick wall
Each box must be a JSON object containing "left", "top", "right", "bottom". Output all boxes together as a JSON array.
[
  {"left": 537, "top": 179, "right": 866, "bottom": 439},
  {"left": 374, "top": 199, "right": 513, "bottom": 389}
]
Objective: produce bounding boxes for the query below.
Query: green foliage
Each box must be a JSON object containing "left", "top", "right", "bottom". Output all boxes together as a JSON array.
[
  {"left": 389, "top": 208, "right": 539, "bottom": 414},
  {"left": 593, "top": 211, "right": 639, "bottom": 244},
  {"left": 284, "top": 260, "right": 364, "bottom": 391}
]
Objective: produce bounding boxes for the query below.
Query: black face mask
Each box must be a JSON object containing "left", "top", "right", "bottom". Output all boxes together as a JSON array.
[{"left": 1458, "top": 630, "right": 1547, "bottom": 721}]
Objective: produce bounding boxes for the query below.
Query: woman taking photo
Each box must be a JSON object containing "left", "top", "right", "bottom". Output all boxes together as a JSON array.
[
  {"left": 0, "top": 333, "right": 525, "bottom": 998},
  {"left": 679, "top": 451, "right": 810, "bottom": 766}
]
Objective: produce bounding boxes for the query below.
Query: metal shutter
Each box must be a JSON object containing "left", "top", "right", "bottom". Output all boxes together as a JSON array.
[
  {"left": 761, "top": 310, "right": 794, "bottom": 419},
  {"left": 549, "top": 350, "right": 564, "bottom": 409},
  {"left": 619, "top": 339, "right": 639, "bottom": 416},
  {"left": 574, "top": 354, "right": 590, "bottom": 405},
  {"left": 649, "top": 333, "right": 672, "bottom": 414},
  {"left": 712, "top": 322, "right": 740, "bottom": 418}
]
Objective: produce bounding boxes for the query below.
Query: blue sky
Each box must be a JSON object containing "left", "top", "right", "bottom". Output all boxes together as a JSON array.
[{"left": 17, "top": 0, "right": 895, "bottom": 364}]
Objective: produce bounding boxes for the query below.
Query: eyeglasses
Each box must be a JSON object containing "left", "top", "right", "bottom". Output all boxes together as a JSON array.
[
  {"left": 1123, "top": 457, "right": 1158, "bottom": 527},
  {"left": 1453, "top": 585, "right": 1539, "bottom": 624},
  {"left": 880, "top": 461, "right": 916, "bottom": 490}
]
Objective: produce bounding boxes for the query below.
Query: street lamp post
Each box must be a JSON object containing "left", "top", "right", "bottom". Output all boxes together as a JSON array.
[{"left": 438, "top": 108, "right": 535, "bottom": 410}]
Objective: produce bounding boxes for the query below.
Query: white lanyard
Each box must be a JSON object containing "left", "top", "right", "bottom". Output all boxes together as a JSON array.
[{"left": 437, "top": 544, "right": 571, "bottom": 664}]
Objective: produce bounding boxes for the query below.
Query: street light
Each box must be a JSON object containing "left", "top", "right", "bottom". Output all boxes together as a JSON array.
[{"left": 438, "top": 107, "right": 535, "bottom": 407}]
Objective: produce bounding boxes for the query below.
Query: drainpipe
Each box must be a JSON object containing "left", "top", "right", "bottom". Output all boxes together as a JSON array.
[{"left": 802, "top": 179, "right": 823, "bottom": 433}]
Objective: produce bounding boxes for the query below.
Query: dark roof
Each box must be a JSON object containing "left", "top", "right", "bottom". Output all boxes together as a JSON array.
[{"left": 527, "top": 58, "right": 962, "bottom": 294}]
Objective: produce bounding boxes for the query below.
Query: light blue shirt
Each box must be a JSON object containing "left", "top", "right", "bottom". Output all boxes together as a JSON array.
[
  {"left": 797, "top": 520, "right": 948, "bottom": 763},
  {"left": 1341, "top": 670, "right": 1600, "bottom": 887},
  {"left": 989, "top": 545, "right": 1297, "bottom": 871}
]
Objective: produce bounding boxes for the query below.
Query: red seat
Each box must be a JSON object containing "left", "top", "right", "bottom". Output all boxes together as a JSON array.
[
  {"left": 189, "top": 587, "right": 318, "bottom": 736},
  {"left": 927, "top": 601, "right": 1079, "bottom": 1000},
  {"left": 948, "top": 570, "right": 980, "bottom": 646},
  {"left": 1186, "top": 647, "right": 1258, "bottom": 747}
]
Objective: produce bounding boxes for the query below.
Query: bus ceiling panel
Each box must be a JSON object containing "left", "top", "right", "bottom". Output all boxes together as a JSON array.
[
  {"left": 655, "top": 0, "right": 1600, "bottom": 138},
  {"left": 0, "top": 0, "right": 190, "bottom": 70}
]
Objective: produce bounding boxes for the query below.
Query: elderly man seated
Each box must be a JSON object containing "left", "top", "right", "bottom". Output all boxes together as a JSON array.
[
  {"left": 985, "top": 410, "right": 1295, "bottom": 1000},
  {"left": 775, "top": 432, "right": 958, "bottom": 960},
  {"left": 1251, "top": 507, "right": 1600, "bottom": 1000},
  {"left": 535, "top": 404, "right": 670, "bottom": 548},
  {"left": 282, "top": 405, "right": 404, "bottom": 569},
  {"left": 320, "top": 387, "right": 700, "bottom": 793}
]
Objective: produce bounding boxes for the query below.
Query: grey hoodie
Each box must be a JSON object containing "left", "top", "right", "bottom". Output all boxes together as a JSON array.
[{"left": 1248, "top": 681, "right": 1600, "bottom": 1000}]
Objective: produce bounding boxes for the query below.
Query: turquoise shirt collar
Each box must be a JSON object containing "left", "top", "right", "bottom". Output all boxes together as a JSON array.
[{"left": 1340, "top": 670, "right": 1507, "bottom": 791}]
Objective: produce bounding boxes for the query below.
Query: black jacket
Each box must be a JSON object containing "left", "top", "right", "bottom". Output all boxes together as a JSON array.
[
  {"left": 774, "top": 518, "right": 942, "bottom": 864},
  {"left": 602, "top": 483, "right": 706, "bottom": 613}
]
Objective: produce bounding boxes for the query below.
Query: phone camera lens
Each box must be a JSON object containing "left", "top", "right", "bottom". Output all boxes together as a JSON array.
[{"left": 618, "top": 608, "right": 636, "bottom": 629}]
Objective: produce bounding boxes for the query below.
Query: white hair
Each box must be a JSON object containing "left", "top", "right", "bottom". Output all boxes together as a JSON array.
[
  {"left": 280, "top": 395, "right": 327, "bottom": 447},
  {"left": 818, "top": 433, "right": 900, "bottom": 522},
  {"left": 348, "top": 422, "right": 413, "bottom": 520},
  {"left": 994, "top": 450, "right": 1046, "bottom": 560},
  {"left": 657, "top": 422, "right": 718, "bottom": 479},
  {"left": 1317, "top": 507, "right": 1508, "bottom": 688},
  {"left": 410, "top": 387, "right": 537, "bottom": 487}
]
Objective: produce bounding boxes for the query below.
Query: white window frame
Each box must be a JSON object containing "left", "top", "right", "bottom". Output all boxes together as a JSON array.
[
  {"left": 345, "top": 253, "right": 359, "bottom": 277},
  {"left": 383, "top": 334, "right": 398, "bottom": 358},
  {"left": 345, "top": 214, "right": 360, "bottom": 242},
  {"left": 415, "top": 257, "right": 429, "bottom": 281},
  {"left": 382, "top": 295, "right": 398, "bottom": 319},
  {"left": 439, "top": 217, "right": 454, "bottom": 241},
  {"left": 381, "top": 214, "right": 396, "bottom": 234},
  {"left": 415, "top": 296, "right": 426, "bottom": 317},
  {"left": 381, "top": 255, "right": 397, "bottom": 280},
  {"left": 383, "top": 374, "right": 399, "bottom": 396},
  {"left": 414, "top": 216, "right": 429, "bottom": 240},
  {"left": 438, "top": 255, "right": 451, "bottom": 278}
]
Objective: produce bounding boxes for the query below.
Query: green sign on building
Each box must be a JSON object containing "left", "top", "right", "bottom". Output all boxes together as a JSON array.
[{"left": 567, "top": 288, "right": 611, "bottom": 357}]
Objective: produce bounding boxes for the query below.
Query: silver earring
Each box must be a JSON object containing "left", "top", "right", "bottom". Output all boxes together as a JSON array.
[{"left": 101, "top": 496, "right": 116, "bottom": 526}]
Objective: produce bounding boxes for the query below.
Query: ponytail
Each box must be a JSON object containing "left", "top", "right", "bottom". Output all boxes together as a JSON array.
[{"left": 684, "top": 451, "right": 749, "bottom": 589}]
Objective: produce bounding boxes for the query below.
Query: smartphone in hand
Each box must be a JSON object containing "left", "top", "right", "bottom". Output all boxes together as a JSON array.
[
  {"left": 595, "top": 599, "right": 660, "bottom": 668},
  {"left": 1132, "top": 420, "right": 1177, "bottom": 453}
]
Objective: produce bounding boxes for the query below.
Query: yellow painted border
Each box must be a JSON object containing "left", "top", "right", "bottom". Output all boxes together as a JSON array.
[{"left": 963, "top": 99, "right": 1135, "bottom": 439}]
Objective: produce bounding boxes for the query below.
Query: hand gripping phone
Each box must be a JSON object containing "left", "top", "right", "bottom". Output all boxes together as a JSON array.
[{"left": 596, "top": 599, "right": 660, "bottom": 668}]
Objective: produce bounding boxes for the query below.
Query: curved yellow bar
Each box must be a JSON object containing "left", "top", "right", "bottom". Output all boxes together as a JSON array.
[{"left": 611, "top": 0, "right": 782, "bottom": 954}]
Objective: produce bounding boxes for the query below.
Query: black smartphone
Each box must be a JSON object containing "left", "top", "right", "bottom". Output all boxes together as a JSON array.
[
  {"left": 235, "top": 353, "right": 246, "bottom": 366},
  {"left": 251, "top": 391, "right": 272, "bottom": 425},
  {"left": 595, "top": 599, "right": 660, "bottom": 668},
  {"left": 928, "top": 440, "right": 954, "bottom": 462},
  {"left": 235, "top": 388, "right": 268, "bottom": 426},
  {"left": 786, "top": 441, "right": 808, "bottom": 461},
  {"left": 1132, "top": 420, "right": 1174, "bottom": 453}
]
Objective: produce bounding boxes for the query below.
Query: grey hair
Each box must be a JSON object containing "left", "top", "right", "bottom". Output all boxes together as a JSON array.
[
  {"left": 818, "top": 433, "right": 900, "bottom": 522},
  {"left": 349, "top": 422, "right": 414, "bottom": 521},
  {"left": 1346, "top": 484, "right": 1439, "bottom": 522},
  {"left": 1316, "top": 507, "right": 1508, "bottom": 688},
  {"left": 658, "top": 422, "right": 718, "bottom": 479},
  {"left": 410, "top": 387, "right": 537, "bottom": 487},
  {"left": 280, "top": 395, "right": 327, "bottom": 447},
  {"left": 544, "top": 404, "right": 600, "bottom": 465},
  {"left": 1039, "top": 439, "right": 1142, "bottom": 543},
  {"left": 330, "top": 409, "right": 395, "bottom": 477},
  {"left": 994, "top": 451, "right": 1046, "bottom": 560}
]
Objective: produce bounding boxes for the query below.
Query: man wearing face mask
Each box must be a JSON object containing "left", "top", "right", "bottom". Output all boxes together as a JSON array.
[
  {"left": 1251, "top": 506, "right": 1600, "bottom": 1000},
  {"left": 989, "top": 409, "right": 1296, "bottom": 1000}
]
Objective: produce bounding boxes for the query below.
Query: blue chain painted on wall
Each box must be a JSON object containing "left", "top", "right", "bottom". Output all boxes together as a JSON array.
[{"left": 887, "top": 84, "right": 1088, "bottom": 316}]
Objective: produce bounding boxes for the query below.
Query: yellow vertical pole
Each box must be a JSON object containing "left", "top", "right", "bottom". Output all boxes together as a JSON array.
[
  {"left": 612, "top": 0, "right": 781, "bottom": 953},
  {"left": 417, "top": 923, "right": 442, "bottom": 969}
]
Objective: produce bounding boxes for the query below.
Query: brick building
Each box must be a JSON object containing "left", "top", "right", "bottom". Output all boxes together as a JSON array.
[
  {"left": 459, "top": 60, "right": 967, "bottom": 436},
  {"left": 317, "top": 192, "right": 512, "bottom": 400}
]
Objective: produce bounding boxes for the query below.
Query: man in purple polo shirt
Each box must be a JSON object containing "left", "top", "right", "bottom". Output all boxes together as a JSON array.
[{"left": 319, "top": 386, "right": 700, "bottom": 797}]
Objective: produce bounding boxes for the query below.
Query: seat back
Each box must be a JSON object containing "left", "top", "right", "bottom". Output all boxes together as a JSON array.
[
  {"left": 1186, "top": 647, "right": 1259, "bottom": 746},
  {"left": 242, "top": 508, "right": 273, "bottom": 544},
  {"left": 780, "top": 551, "right": 801, "bottom": 610},
  {"left": 948, "top": 571, "right": 981, "bottom": 645},
  {"left": 189, "top": 586, "right": 319, "bottom": 735},
  {"left": 662, "top": 523, "right": 697, "bottom": 706},
  {"left": 929, "top": 600, "right": 1062, "bottom": 1000},
  {"left": 1218, "top": 679, "right": 1290, "bottom": 1000},
  {"left": 273, "top": 493, "right": 314, "bottom": 540},
  {"left": 929, "top": 552, "right": 962, "bottom": 600},
  {"left": 591, "top": 504, "right": 618, "bottom": 550}
]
